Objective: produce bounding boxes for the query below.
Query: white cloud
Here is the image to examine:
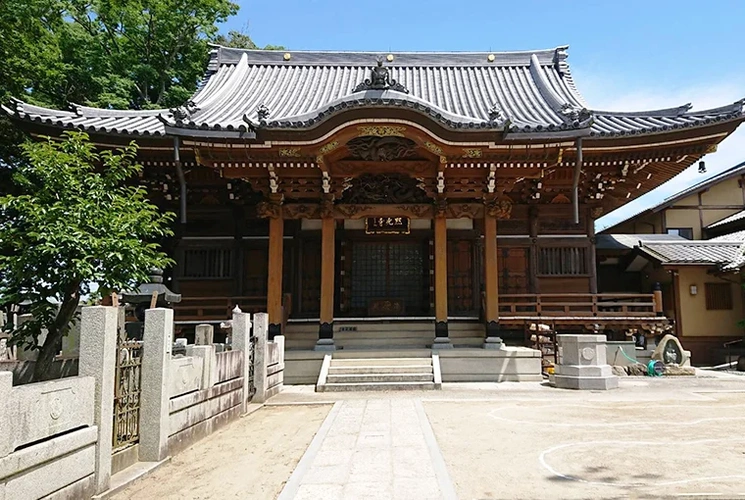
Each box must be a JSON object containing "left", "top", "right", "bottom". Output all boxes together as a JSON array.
[{"left": 571, "top": 68, "right": 745, "bottom": 232}]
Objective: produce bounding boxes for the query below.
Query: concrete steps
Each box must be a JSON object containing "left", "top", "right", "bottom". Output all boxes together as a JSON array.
[
  {"left": 285, "top": 321, "right": 485, "bottom": 350},
  {"left": 316, "top": 354, "right": 441, "bottom": 392}
]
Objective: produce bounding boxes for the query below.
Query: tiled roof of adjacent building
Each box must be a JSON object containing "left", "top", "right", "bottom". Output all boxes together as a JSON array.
[
  {"left": 596, "top": 233, "right": 686, "bottom": 251},
  {"left": 637, "top": 241, "right": 743, "bottom": 266},
  {"left": 706, "top": 209, "right": 745, "bottom": 229},
  {"left": 600, "top": 160, "right": 745, "bottom": 234},
  {"left": 3, "top": 45, "right": 744, "bottom": 139}
]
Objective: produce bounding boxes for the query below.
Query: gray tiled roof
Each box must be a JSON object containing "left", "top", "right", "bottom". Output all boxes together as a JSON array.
[
  {"left": 707, "top": 209, "right": 745, "bottom": 229},
  {"left": 638, "top": 241, "right": 742, "bottom": 265},
  {"left": 3, "top": 45, "right": 744, "bottom": 138},
  {"left": 710, "top": 229, "right": 745, "bottom": 242},
  {"left": 596, "top": 233, "right": 686, "bottom": 250}
]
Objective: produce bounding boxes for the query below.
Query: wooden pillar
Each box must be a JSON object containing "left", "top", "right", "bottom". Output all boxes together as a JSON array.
[
  {"left": 653, "top": 282, "right": 664, "bottom": 316},
  {"left": 267, "top": 215, "right": 284, "bottom": 339},
  {"left": 483, "top": 213, "right": 503, "bottom": 348},
  {"left": 587, "top": 210, "right": 598, "bottom": 294},
  {"left": 433, "top": 216, "right": 452, "bottom": 347},
  {"left": 316, "top": 217, "right": 336, "bottom": 350}
]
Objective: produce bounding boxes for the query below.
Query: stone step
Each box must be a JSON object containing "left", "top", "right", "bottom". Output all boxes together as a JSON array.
[
  {"left": 326, "top": 373, "right": 434, "bottom": 384},
  {"left": 331, "top": 357, "right": 431, "bottom": 367},
  {"left": 329, "top": 365, "right": 433, "bottom": 375},
  {"left": 320, "top": 381, "right": 437, "bottom": 392}
]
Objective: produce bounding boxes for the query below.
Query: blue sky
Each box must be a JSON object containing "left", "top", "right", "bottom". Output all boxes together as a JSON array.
[{"left": 222, "top": 0, "right": 745, "bottom": 230}]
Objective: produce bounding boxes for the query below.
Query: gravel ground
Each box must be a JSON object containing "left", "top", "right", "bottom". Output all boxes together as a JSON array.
[
  {"left": 111, "top": 405, "right": 331, "bottom": 500},
  {"left": 423, "top": 376, "right": 745, "bottom": 500}
]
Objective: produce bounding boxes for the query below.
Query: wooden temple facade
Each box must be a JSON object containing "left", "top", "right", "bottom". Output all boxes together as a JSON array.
[{"left": 4, "top": 45, "right": 744, "bottom": 348}]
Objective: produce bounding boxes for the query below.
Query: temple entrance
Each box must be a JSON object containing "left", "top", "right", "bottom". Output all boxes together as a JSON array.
[{"left": 340, "top": 239, "right": 430, "bottom": 317}]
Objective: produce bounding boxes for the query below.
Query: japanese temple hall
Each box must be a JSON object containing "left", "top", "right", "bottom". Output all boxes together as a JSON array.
[{"left": 5, "top": 45, "right": 744, "bottom": 350}]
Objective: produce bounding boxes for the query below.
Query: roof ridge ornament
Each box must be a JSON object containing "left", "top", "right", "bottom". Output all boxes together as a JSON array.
[
  {"left": 488, "top": 103, "right": 505, "bottom": 124},
  {"left": 352, "top": 57, "right": 409, "bottom": 94},
  {"left": 170, "top": 100, "right": 200, "bottom": 121},
  {"left": 559, "top": 103, "right": 592, "bottom": 127}
]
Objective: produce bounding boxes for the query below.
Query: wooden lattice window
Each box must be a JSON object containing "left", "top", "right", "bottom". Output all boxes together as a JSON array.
[
  {"left": 705, "top": 283, "right": 733, "bottom": 310},
  {"left": 183, "top": 248, "right": 232, "bottom": 278},
  {"left": 538, "top": 247, "right": 588, "bottom": 276}
]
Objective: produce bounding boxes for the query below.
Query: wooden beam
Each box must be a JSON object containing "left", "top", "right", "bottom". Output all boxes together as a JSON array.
[{"left": 267, "top": 215, "right": 284, "bottom": 338}]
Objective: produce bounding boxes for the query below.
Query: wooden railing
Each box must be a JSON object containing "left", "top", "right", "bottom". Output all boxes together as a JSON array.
[
  {"left": 498, "top": 293, "right": 657, "bottom": 318},
  {"left": 173, "top": 296, "right": 267, "bottom": 322},
  {"left": 173, "top": 294, "right": 292, "bottom": 326}
]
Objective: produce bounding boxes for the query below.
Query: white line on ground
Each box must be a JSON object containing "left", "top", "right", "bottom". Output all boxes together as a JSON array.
[
  {"left": 488, "top": 403, "right": 745, "bottom": 427},
  {"left": 538, "top": 438, "right": 745, "bottom": 488}
]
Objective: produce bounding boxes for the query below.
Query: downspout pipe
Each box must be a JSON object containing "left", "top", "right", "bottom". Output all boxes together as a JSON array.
[
  {"left": 173, "top": 136, "right": 187, "bottom": 224},
  {"left": 572, "top": 137, "right": 583, "bottom": 225}
]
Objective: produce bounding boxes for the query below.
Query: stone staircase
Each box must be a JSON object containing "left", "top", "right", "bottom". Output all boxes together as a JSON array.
[
  {"left": 285, "top": 321, "right": 485, "bottom": 350},
  {"left": 316, "top": 354, "right": 441, "bottom": 392}
]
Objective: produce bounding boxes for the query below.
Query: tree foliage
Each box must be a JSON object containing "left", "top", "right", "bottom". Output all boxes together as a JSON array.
[
  {"left": 0, "top": 0, "right": 240, "bottom": 110},
  {"left": 0, "top": 132, "right": 174, "bottom": 380}
]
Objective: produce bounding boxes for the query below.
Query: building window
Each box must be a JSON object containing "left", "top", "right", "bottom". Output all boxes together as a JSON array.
[
  {"left": 182, "top": 248, "right": 232, "bottom": 278},
  {"left": 538, "top": 247, "right": 588, "bottom": 275},
  {"left": 667, "top": 227, "right": 693, "bottom": 240},
  {"left": 705, "top": 283, "right": 733, "bottom": 310}
]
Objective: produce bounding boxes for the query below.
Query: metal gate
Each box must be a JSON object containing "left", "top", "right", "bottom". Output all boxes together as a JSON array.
[
  {"left": 246, "top": 332, "right": 256, "bottom": 401},
  {"left": 113, "top": 339, "right": 143, "bottom": 449}
]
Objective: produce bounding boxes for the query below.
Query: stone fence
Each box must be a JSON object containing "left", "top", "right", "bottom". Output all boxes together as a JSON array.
[{"left": 0, "top": 306, "right": 284, "bottom": 500}]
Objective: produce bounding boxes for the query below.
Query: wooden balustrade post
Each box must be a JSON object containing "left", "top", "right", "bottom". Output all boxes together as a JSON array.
[{"left": 653, "top": 282, "right": 664, "bottom": 316}]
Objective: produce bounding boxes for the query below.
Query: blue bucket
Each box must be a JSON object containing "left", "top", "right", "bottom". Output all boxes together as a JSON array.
[{"left": 647, "top": 360, "right": 664, "bottom": 377}]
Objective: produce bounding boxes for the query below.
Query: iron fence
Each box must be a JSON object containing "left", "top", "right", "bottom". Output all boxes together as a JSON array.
[{"left": 113, "top": 339, "right": 143, "bottom": 449}]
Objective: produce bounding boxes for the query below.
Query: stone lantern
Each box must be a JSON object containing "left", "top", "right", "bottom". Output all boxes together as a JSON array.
[{"left": 121, "top": 269, "right": 181, "bottom": 340}]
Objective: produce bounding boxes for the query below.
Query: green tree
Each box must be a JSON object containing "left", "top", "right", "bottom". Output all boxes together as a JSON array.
[
  {"left": 0, "top": 0, "right": 240, "bottom": 110},
  {"left": 214, "top": 29, "right": 286, "bottom": 51},
  {"left": 0, "top": 132, "right": 174, "bottom": 381}
]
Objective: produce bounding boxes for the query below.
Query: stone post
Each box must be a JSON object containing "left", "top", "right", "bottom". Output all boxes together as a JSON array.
[
  {"left": 554, "top": 334, "right": 618, "bottom": 390},
  {"left": 139, "top": 308, "right": 173, "bottom": 462},
  {"left": 0, "top": 372, "right": 13, "bottom": 458},
  {"left": 252, "top": 312, "right": 268, "bottom": 404},
  {"left": 231, "top": 309, "right": 252, "bottom": 413},
  {"left": 195, "top": 324, "right": 214, "bottom": 345},
  {"left": 78, "top": 305, "right": 118, "bottom": 494}
]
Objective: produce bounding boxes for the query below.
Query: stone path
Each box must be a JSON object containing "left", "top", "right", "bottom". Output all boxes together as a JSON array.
[{"left": 277, "top": 399, "right": 457, "bottom": 500}]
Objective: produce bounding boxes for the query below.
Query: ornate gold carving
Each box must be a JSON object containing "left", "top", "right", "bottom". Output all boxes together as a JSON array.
[
  {"left": 278, "top": 148, "right": 302, "bottom": 157},
  {"left": 283, "top": 203, "right": 319, "bottom": 219},
  {"left": 423, "top": 141, "right": 443, "bottom": 156},
  {"left": 319, "top": 141, "right": 340, "bottom": 154},
  {"left": 706, "top": 144, "right": 718, "bottom": 154},
  {"left": 395, "top": 204, "right": 431, "bottom": 218},
  {"left": 256, "top": 200, "right": 283, "bottom": 219},
  {"left": 316, "top": 155, "right": 325, "bottom": 166},
  {"left": 462, "top": 148, "right": 482, "bottom": 158},
  {"left": 446, "top": 203, "right": 482, "bottom": 219},
  {"left": 591, "top": 206, "right": 604, "bottom": 218},
  {"left": 336, "top": 204, "right": 373, "bottom": 218},
  {"left": 357, "top": 125, "right": 406, "bottom": 137},
  {"left": 484, "top": 197, "right": 513, "bottom": 220}
]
